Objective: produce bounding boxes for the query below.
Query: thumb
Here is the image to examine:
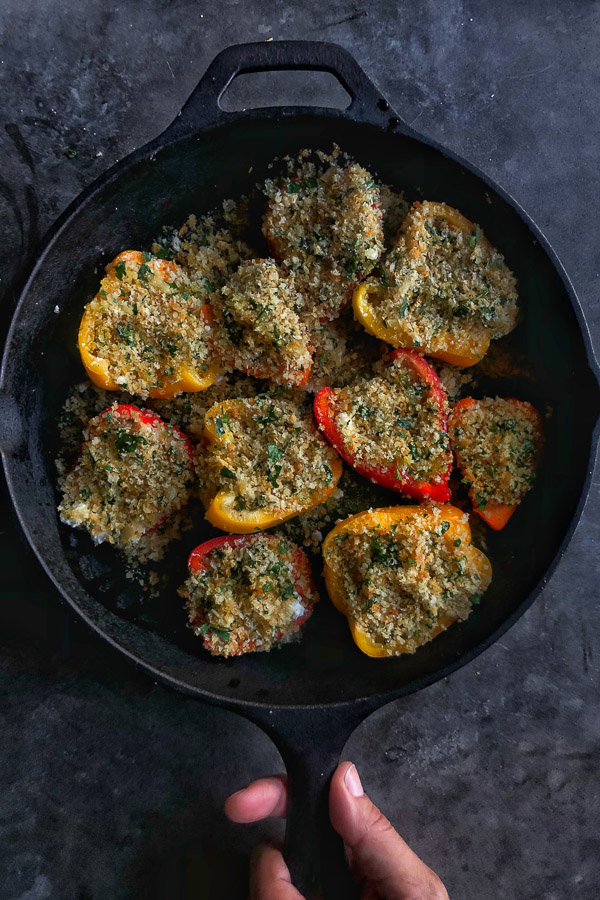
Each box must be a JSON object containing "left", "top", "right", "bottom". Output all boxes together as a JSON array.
[{"left": 329, "top": 762, "right": 448, "bottom": 900}]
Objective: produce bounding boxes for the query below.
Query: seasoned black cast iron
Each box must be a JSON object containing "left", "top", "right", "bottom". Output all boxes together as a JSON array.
[{"left": 1, "top": 42, "right": 599, "bottom": 898}]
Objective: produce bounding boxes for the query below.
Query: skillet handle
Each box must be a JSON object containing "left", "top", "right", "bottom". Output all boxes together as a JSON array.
[
  {"left": 247, "top": 704, "right": 377, "bottom": 899},
  {"left": 160, "top": 40, "right": 398, "bottom": 141}
]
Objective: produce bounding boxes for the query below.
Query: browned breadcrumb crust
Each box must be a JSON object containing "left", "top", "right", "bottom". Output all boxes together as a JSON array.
[
  {"left": 179, "top": 535, "right": 318, "bottom": 657},
  {"left": 366, "top": 201, "right": 518, "bottom": 350},
  {"left": 323, "top": 505, "right": 485, "bottom": 652},
  {"left": 328, "top": 353, "right": 451, "bottom": 483},
  {"left": 82, "top": 253, "right": 215, "bottom": 397},
  {"left": 59, "top": 404, "right": 193, "bottom": 549},
  {"left": 199, "top": 394, "right": 341, "bottom": 516},
  {"left": 449, "top": 397, "right": 542, "bottom": 507},
  {"left": 210, "top": 259, "right": 312, "bottom": 385},
  {"left": 263, "top": 148, "right": 385, "bottom": 321}
]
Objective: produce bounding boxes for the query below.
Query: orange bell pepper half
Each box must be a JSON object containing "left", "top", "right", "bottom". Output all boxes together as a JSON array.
[
  {"left": 322, "top": 504, "right": 492, "bottom": 657},
  {"left": 353, "top": 201, "right": 517, "bottom": 367},
  {"left": 201, "top": 398, "right": 343, "bottom": 534},
  {"left": 313, "top": 348, "right": 452, "bottom": 502},
  {"left": 449, "top": 397, "right": 543, "bottom": 530},
  {"left": 78, "top": 250, "right": 220, "bottom": 398}
]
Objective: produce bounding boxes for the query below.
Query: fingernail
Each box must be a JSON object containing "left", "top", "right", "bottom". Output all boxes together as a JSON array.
[{"left": 344, "top": 764, "right": 363, "bottom": 797}]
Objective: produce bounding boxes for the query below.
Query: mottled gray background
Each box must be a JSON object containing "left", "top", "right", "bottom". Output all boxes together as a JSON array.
[{"left": 1, "top": 2, "right": 599, "bottom": 899}]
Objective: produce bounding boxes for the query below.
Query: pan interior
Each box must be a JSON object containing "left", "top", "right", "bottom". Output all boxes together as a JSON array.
[{"left": 3, "top": 114, "right": 598, "bottom": 707}]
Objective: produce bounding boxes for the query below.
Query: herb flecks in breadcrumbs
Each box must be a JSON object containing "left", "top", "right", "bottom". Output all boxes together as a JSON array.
[
  {"left": 263, "top": 149, "right": 385, "bottom": 321},
  {"left": 365, "top": 201, "right": 518, "bottom": 352},
  {"left": 211, "top": 259, "right": 312, "bottom": 386},
  {"left": 199, "top": 394, "right": 341, "bottom": 518},
  {"left": 180, "top": 535, "right": 317, "bottom": 657},
  {"left": 59, "top": 404, "right": 193, "bottom": 549},
  {"left": 81, "top": 253, "right": 215, "bottom": 397},
  {"left": 324, "top": 506, "right": 487, "bottom": 653},
  {"left": 449, "top": 397, "right": 542, "bottom": 507}
]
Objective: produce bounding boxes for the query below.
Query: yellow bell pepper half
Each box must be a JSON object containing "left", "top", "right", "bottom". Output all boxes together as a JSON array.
[
  {"left": 353, "top": 282, "right": 489, "bottom": 368},
  {"left": 353, "top": 201, "right": 511, "bottom": 367},
  {"left": 77, "top": 251, "right": 220, "bottom": 399},
  {"left": 322, "top": 504, "right": 492, "bottom": 657},
  {"left": 202, "top": 399, "right": 343, "bottom": 534}
]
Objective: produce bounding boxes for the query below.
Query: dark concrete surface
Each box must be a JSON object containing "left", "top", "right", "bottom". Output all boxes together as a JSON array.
[{"left": 1, "top": 2, "right": 599, "bottom": 898}]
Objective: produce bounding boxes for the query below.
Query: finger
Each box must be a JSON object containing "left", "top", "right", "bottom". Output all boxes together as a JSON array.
[
  {"left": 329, "top": 762, "right": 449, "bottom": 900},
  {"left": 249, "top": 842, "right": 305, "bottom": 900},
  {"left": 225, "top": 775, "right": 288, "bottom": 823}
]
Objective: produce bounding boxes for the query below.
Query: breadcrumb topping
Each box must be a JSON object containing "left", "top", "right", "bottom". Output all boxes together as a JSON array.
[
  {"left": 153, "top": 209, "right": 253, "bottom": 296},
  {"left": 305, "top": 309, "right": 383, "bottom": 393},
  {"left": 366, "top": 201, "right": 518, "bottom": 351},
  {"left": 327, "top": 353, "right": 451, "bottom": 483},
  {"left": 211, "top": 259, "right": 312, "bottom": 385},
  {"left": 82, "top": 253, "right": 215, "bottom": 397},
  {"left": 179, "top": 535, "right": 318, "bottom": 656},
  {"left": 199, "top": 394, "right": 341, "bottom": 516},
  {"left": 449, "top": 397, "right": 542, "bottom": 507},
  {"left": 152, "top": 373, "right": 266, "bottom": 439}
]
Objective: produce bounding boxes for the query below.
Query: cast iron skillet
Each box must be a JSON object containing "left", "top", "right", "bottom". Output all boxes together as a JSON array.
[{"left": 1, "top": 41, "right": 600, "bottom": 898}]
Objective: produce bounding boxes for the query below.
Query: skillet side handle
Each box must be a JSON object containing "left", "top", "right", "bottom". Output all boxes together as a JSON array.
[
  {"left": 159, "top": 40, "right": 397, "bottom": 142},
  {"left": 248, "top": 703, "right": 378, "bottom": 899}
]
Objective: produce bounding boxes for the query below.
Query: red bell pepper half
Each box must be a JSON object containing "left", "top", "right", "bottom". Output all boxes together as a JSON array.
[
  {"left": 186, "top": 534, "right": 318, "bottom": 656},
  {"left": 313, "top": 349, "right": 452, "bottom": 502},
  {"left": 88, "top": 404, "right": 194, "bottom": 535}
]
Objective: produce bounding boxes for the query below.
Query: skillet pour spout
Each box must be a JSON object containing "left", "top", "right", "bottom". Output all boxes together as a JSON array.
[{"left": 1, "top": 41, "right": 599, "bottom": 898}]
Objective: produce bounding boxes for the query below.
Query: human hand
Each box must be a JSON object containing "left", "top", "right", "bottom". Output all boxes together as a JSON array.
[{"left": 225, "top": 760, "right": 449, "bottom": 899}]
